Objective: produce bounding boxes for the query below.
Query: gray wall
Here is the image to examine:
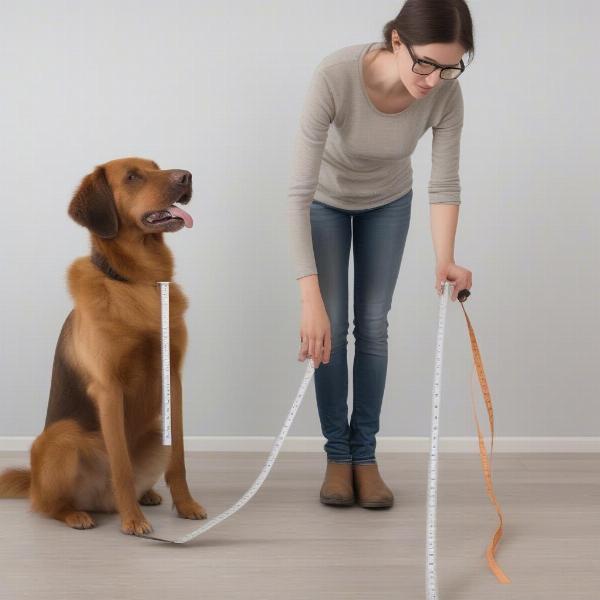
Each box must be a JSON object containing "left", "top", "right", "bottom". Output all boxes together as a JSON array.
[{"left": 0, "top": 0, "right": 598, "bottom": 438}]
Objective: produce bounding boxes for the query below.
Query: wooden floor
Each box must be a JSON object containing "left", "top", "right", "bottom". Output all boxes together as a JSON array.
[{"left": 0, "top": 451, "right": 598, "bottom": 599}]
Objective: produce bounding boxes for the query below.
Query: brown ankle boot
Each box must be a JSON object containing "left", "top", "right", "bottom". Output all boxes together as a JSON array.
[
  {"left": 353, "top": 463, "right": 394, "bottom": 508},
  {"left": 319, "top": 462, "right": 354, "bottom": 506}
]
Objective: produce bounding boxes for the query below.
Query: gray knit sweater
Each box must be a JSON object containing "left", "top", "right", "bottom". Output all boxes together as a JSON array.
[{"left": 287, "top": 41, "right": 464, "bottom": 279}]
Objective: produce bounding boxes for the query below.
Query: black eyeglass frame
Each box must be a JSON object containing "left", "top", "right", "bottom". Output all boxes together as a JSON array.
[{"left": 404, "top": 43, "right": 466, "bottom": 80}]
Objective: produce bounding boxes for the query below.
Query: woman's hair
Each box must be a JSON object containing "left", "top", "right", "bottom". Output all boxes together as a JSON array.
[{"left": 382, "top": 0, "right": 475, "bottom": 63}]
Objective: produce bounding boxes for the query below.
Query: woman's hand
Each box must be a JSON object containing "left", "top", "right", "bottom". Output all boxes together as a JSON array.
[
  {"left": 435, "top": 261, "right": 472, "bottom": 301},
  {"left": 298, "top": 295, "right": 331, "bottom": 368}
]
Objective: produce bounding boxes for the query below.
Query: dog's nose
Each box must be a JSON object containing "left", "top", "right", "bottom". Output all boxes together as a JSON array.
[{"left": 171, "top": 170, "right": 192, "bottom": 186}]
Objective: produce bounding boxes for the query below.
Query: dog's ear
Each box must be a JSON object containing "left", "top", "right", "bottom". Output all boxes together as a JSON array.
[{"left": 68, "top": 166, "right": 119, "bottom": 239}]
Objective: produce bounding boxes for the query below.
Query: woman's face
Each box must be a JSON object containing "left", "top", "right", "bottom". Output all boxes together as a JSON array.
[{"left": 391, "top": 30, "right": 466, "bottom": 98}]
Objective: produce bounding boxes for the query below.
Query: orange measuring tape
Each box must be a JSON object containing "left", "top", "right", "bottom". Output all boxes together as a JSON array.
[{"left": 457, "top": 288, "right": 510, "bottom": 584}]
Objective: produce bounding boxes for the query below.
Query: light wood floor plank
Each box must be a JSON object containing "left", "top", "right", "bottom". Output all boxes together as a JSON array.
[{"left": 0, "top": 451, "right": 598, "bottom": 599}]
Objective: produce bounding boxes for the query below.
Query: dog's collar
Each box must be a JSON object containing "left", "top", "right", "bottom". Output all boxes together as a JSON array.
[{"left": 90, "top": 250, "right": 129, "bottom": 283}]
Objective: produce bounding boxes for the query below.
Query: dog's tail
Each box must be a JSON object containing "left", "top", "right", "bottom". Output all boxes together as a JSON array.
[{"left": 0, "top": 468, "right": 31, "bottom": 498}]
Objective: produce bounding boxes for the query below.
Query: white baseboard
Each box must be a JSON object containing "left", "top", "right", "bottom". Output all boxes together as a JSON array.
[{"left": 0, "top": 436, "right": 598, "bottom": 453}]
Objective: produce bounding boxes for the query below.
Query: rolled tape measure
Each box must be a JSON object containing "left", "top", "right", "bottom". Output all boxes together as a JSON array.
[{"left": 148, "top": 279, "right": 510, "bottom": 595}]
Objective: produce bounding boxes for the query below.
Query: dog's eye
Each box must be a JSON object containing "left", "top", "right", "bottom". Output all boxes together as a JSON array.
[{"left": 126, "top": 171, "right": 140, "bottom": 182}]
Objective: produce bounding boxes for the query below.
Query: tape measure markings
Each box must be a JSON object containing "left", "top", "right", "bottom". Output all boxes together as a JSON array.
[
  {"left": 143, "top": 356, "right": 315, "bottom": 543},
  {"left": 149, "top": 278, "right": 510, "bottom": 593},
  {"left": 425, "top": 280, "right": 450, "bottom": 600},
  {"left": 158, "top": 282, "right": 172, "bottom": 446}
]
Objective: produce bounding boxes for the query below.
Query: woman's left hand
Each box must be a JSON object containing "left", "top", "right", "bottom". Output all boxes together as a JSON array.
[{"left": 435, "top": 262, "right": 472, "bottom": 301}]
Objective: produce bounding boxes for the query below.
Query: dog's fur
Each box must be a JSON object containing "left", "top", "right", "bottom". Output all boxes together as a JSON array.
[{"left": 0, "top": 157, "right": 206, "bottom": 534}]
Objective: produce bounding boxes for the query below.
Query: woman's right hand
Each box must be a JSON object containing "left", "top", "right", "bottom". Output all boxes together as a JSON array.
[{"left": 298, "top": 293, "right": 331, "bottom": 369}]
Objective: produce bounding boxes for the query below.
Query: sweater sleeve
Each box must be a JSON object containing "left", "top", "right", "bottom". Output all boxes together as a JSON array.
[
  {"left": 287, "top": 66, "right": 335, "bottom": 279},
  {"left": 428, "top": 80, "right": 464, "bottom": 205}
]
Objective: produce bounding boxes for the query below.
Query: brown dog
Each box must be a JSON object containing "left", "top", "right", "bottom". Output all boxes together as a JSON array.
[{"left": 0, "top": 157, "right": 206, "bottom": 535}]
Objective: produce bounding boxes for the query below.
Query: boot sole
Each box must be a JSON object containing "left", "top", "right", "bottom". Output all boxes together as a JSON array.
[
  {"left": 320, "top": 496, "right": 355, "bottom": 507},
  {"left": 357, "top": 500, "right": 394, "bottom": 509}
]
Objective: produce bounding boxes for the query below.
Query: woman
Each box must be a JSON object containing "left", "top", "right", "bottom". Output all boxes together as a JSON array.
[{"left": 287, "top": 0, "right": 474, "bottom": 508}]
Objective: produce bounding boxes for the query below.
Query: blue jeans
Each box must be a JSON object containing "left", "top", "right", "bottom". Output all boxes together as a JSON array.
[{"left": 310, "top": 190, "right": 412, "bottom": 464}]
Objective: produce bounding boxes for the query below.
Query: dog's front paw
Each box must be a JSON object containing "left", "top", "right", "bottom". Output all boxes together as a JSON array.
[
  {"left": 121, "top": 514, "right": 153, "bottom": 535},
  {"left": 65, "top": 511, "right": 96, "bottom": 530},
  {"left": 175, "top": 498, "right": 207, "bottom": 520}
]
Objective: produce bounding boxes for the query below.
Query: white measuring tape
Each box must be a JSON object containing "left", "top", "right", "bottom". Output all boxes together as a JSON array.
[
  {"left": 149, "top": 279, "right": 457, "bottom": 600},
  {"left": 148, "top": 280, "right": 510, "bottom": 594},
  {"left": 158, "top": 282, "right": 172, "bottom": 446},
  {"left": 144, "top": 287, "right": 315, "bottom": 542},
  {"left": 426, "top": 280, "right": 451, "bottom": 600}
]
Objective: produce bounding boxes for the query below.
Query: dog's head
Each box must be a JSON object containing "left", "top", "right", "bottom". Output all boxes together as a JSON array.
[{"left": 68, "top": 157, "right": 193, "bottom": 238}]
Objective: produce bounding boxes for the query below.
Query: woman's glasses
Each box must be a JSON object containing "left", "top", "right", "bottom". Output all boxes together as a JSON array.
[{"left": 405, "top": 44, "right": 465, "bottom": 80}]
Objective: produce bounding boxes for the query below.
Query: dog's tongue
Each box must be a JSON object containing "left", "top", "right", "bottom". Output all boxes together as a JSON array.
[{"left": 167, "top": 205, "right": 193, "bottom": 228}]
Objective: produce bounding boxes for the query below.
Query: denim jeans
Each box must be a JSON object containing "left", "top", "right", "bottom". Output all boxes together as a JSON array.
[{"left": 309, "top": 189, "right": 412, "bottom": 464}]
